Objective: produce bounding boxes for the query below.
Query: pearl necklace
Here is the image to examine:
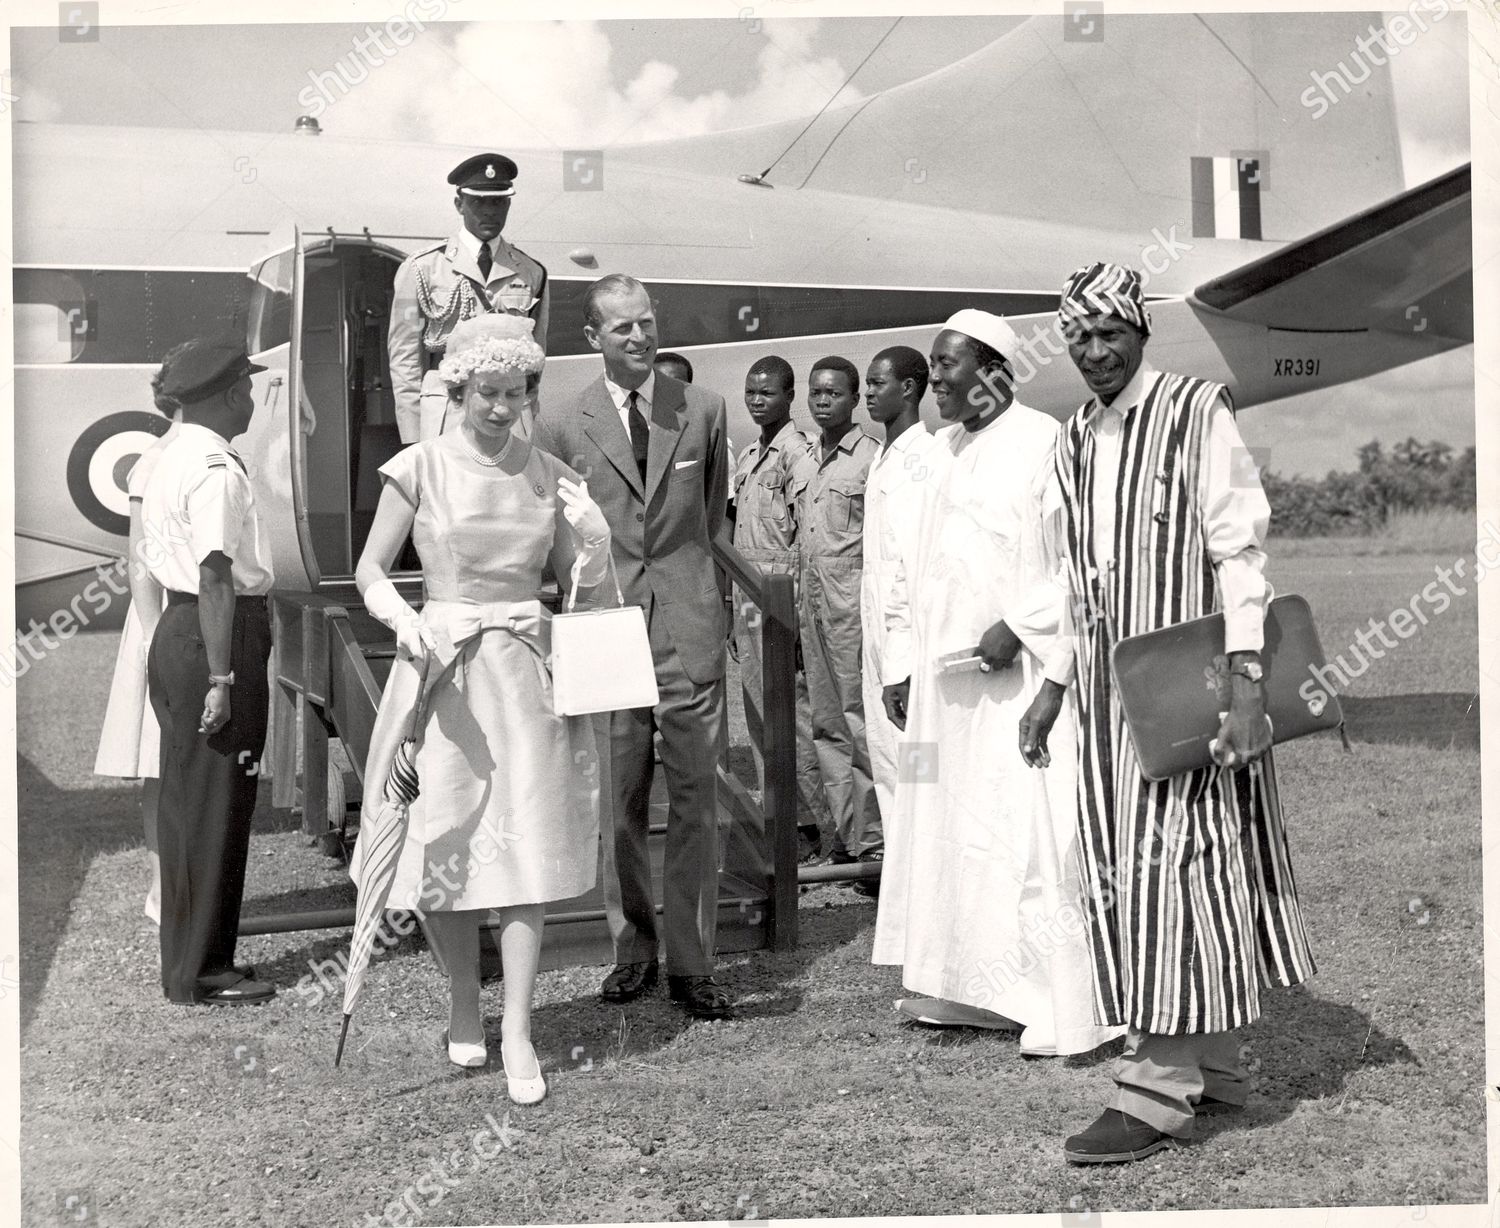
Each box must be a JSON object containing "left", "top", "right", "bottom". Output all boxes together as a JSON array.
[{"left": 462, "top": 429, "right": 513, "bottom": 468}]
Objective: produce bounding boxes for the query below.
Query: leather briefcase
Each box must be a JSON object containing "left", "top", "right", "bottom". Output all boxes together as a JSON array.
[{"left": 1110, "top": 594, "right": 1345, "bottom": 781}]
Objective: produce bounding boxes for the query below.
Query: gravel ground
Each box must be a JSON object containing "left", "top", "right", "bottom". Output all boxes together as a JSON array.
[{"left": 14, "top": 550, "right": 1488, "bottom": 1224}]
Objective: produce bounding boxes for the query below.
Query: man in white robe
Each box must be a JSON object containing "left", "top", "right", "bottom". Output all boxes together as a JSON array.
[
  {"left": 872, "top": 310, "right": 1122, "bottom": 1058},
  {"left": 857, "top": 345, "right": 937, "bottom": 897}
]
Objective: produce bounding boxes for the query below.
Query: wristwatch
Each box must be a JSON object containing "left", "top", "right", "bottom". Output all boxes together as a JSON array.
[
  {"left": 208, "top": 671, "right": 236, "bottom": 686},
  {"left": 1229, "top": 660, "right": 1264, "bottom": 683}
]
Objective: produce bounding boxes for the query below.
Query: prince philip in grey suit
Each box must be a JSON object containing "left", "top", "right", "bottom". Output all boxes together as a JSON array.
[{"left": 532, "top": 274, "right": 733, "bottom": 1019}]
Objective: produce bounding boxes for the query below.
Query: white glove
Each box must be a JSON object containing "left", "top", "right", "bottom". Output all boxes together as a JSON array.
[
  {"left": 363, "top": 577, "right": 437, "bottom": 663},
  {"left": 557, "top": 476, "right": 608, "bottom": 545},
  {"left": 557, "top": 476, "right": 612, "bottom": 597}
]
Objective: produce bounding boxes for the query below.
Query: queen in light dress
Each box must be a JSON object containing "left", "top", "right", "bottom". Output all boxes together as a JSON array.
[
  {"left": 93, "top": 364, "right": 185, "bottom": 925},
  {"left": 354, "top": 315, "right": 611, "bottom": 1104}
]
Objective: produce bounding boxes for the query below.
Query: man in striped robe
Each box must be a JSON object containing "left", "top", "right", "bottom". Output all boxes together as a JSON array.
[{"left": 1019, "top": 262, "right": 1315, "bottom": 1163}]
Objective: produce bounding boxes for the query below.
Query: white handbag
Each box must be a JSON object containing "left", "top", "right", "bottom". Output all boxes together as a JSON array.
[{"left": 550, "top": 555, "right": 660, "bottom": 716}]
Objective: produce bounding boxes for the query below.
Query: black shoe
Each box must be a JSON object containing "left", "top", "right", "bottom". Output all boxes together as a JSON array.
[
  {"left": 1193, "top": 1093, "right": 1245, "bottom": 1114},
  {"left": 1064, "top": 1109, "right": 1176, "bottom": 1164},
  {"left": 196, "top": 974, "right": 277, "bottom": 1007},
  {"left": 202, "top": 963, "right": 257, "bottom": 981},
  {"left": 668, "top": 974, "right": 732, "bottom": 1020},
  {"left": 852, "top": 850, "right": 883, "bottom": 897},
  {"left": 600, "top": 960, "right": 659, "bottom": 1003}
]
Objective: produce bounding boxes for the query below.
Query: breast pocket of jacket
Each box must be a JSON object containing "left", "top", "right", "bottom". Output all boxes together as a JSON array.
[
  {"left": 671, "top": 456, "right": 704, "bottom": 486},
  {"left": 827, "top": 479, "right": 866, "bottom": 534},
  {"left": 754, "top": 471, "right": 790, "bottom": 527}
]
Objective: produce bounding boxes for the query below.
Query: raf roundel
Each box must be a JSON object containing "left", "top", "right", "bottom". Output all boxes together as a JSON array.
[{"left": 65, "top": 411, "right": 173, "bottom": 537}]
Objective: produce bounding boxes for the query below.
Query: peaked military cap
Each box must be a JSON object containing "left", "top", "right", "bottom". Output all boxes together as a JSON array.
[
  {"left": 448, "top": 152, "right": 519, "bottom": 197},
  {"left": 157, "top": 337, "right": 267, "bottom": 403}
]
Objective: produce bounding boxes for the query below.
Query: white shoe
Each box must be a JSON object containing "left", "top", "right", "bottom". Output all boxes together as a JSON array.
[
  {"left": 444, "top": 1031, "right": 488, "bottom": 1068},
  {"left": 894, "top": 997, "right": 1022, "bottom": 1031},
  {"left": 501, "top": 1039, "right": 547, "bottom": 1105},
  {"left": 144, "top": 894, "right": 160, "bottom": 926}
]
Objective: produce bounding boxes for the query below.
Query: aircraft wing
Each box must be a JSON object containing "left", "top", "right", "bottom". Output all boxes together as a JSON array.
[{"left": 1189, "top": 165, "right": 1472, "bottom": 342}]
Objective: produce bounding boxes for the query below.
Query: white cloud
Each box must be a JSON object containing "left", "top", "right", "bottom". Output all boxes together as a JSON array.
[
  {"left": 301, "top": 19, "right": 863, "bottom": 148},
  {"left": 1385, "top": 7, "right": 1471, "bottom": 185}
]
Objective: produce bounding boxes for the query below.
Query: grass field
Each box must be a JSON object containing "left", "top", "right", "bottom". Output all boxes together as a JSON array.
[
  {"left": 1270, "top": 506, "right": 1481, "bottom": 558},
  {"left": 14, "top": 545, "right": 1486, "bottom": 1225}
]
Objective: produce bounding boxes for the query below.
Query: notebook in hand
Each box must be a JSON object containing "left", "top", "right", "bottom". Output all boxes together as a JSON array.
[{"left": 1109, "top": 594, "right": 1344, "bottom": 781}]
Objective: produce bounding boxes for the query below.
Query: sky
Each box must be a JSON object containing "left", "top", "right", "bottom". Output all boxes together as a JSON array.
[
  {"left": 6, "top": 9, "right": 1479, "bottom": 477},
  {"left": 7, "top": 16, "right": 1019, "bottom": 143}
]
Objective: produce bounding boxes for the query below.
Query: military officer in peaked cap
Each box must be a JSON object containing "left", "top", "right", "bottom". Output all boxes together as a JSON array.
[
  {"left": 142, "top": 337, "right": 277, "bottom": 1006},
  {"left": 388, "top": 152, "right": 551, "bottom": 443}
]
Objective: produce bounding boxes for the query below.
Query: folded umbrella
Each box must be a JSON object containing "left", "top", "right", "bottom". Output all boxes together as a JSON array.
[{"left": 334, "top": 648, "right": 449, "bottom": 1066}]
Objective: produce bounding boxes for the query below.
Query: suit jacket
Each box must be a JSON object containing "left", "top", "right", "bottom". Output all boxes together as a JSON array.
[
  {"left": 533, "top": 372, "right": 728, "bottom": 686},
  {"left": 387, "top": 231, "right": 550, "bottom": 442}
]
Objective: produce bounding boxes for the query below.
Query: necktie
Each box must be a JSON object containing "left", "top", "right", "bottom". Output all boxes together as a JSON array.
[
  {"left": 627, "top": 390, "right": 649, "bottom": 483},
  {"left": 476, "top": 241, "right": 493, "bottom": 281}
]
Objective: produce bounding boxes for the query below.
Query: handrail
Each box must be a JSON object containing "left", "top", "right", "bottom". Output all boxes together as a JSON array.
[
  {"left": 711, "top": 528, "right": 763, "bottom": 609},
  {"left": 325, "top": 609, "right": 383, "bottom": 784},
  {"left": 711, "top": 526, "right": 801, "bottom": 949},
  {"left": 759, "top": 571, "right": 800, "bottom": 949}
]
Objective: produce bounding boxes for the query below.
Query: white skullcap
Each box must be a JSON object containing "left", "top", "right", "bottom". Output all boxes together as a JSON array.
[{"left": 942, "top": 309, "right": 1020, "bottom": 361}]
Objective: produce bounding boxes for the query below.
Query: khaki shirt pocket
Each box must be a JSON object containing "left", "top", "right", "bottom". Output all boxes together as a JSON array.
[
  {"left": 754, "top": 471, "right": 790, "bottom": 527},
  {"left": 827, "top": 479, "right": 865, "bottom": 534}
]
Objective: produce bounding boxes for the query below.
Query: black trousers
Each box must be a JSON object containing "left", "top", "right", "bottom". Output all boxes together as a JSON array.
[{"left": 147, "top": 595, "right": 271, "bottom": 1003}]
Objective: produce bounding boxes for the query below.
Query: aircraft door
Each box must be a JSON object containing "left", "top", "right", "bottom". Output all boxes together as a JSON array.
[
  {"left": 243, "top": 224, "right": 319, "bottom": 591},
  {"left": 294, "top": 237, "right": 408, "bottom": 581}
]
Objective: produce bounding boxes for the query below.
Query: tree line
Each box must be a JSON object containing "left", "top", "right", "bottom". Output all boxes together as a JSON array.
[{"left": 1264, "top": 438, "right": 1478, "bottom": 537}]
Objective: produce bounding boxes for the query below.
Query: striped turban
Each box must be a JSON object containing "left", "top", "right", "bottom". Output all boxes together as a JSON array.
[{"left": 1057, "top": 262, "right": 1151, "bottom": 337}]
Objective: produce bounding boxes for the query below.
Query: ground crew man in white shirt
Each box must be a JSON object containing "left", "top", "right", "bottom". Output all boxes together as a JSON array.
[
  {"left": 389, "top": 152, "right": 550, "bottom": 443},
  {"left": 143, "top": 338, "right": 278, "bottom": 1006}
]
